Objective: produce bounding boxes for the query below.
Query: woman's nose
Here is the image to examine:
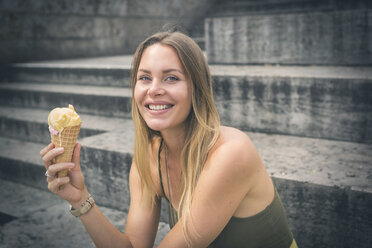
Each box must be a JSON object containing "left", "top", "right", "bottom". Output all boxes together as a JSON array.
[{"left": 147, "top": 78, "right": 165, "bottom": 96}]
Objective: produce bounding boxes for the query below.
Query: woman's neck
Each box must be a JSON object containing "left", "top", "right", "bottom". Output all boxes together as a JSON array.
[{"left": 160, "top": 128, "right": 186, "bottom": 164}]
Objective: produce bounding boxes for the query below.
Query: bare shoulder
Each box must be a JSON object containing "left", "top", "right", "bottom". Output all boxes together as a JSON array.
[
  {"left": 211, "top": 126, "right": 258, "bottom": 162},
  {"left": 206, "top": 126, "right": 262, "bottom": 177},
  {"left": 219, "top": 126, "right": 253, "bottom": 144}
]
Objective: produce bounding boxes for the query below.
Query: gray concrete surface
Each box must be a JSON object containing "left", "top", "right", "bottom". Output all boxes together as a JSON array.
[
  {"left": 206, "top": 9, "right": 372, "bottom": 65},
  {"left": 13, "top": 55, "right": 372, "bottom": 78},
  {"left": 1, "top": 54, "right": 372, "bottom": 247},
  {"left": 0, "top": 0, "right": 213, "bottom": 63},
  {"left": 5, "top": 56, "right": 372, "bottom": 143},
  {"left": 1, "top": 129, "right": 372, "bottom": 247},
  {"left": 0, "top": 106, "right": 128, "bottom": 143},
  {"left": 0, "top": 179, "right": 170, "bottom": 248},
  {"left": 0, "top": 83, "right": 132, "bottom": 118},
  {"left": 213, "top": 75, "right": 372, "bottom": 143},
  {"left": 212, "top": 0, "right": 372, "bottom": 16}
]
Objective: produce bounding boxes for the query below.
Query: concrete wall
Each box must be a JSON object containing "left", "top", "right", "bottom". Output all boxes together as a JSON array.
[
  {"left": 206, "top": 9, "right": 372, "bottom": 65},
  {"left": 0, "top": 0, "right": 214, "bottom": 63},
  {"left": 213, "top": 0, "right": 372, "bottom": 16},
  {"left": 213, "top": 75, "right": 372, "bottom": 144},
  {"left": 274, "top": 178, "right": 372, "bottom": 248}
]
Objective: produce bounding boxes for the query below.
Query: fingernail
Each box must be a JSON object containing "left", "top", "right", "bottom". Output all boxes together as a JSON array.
[{"left": 68, "top": 163, "right": 75, "bottom": 168}]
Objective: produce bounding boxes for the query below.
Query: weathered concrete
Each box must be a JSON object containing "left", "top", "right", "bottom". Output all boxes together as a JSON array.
[
  {"left": 0, "top": 123, "right": 172, "bottom": 223},
  {"left": 0, "top": 0, "right": 215, "bottom": 63},
  {"left": 213, "top": 0, "right": 372, "bottom": 16},
  {"left": 0, "top": 106, "right": 127, "bottom": 143},
  {"left": 0, "top": 179, "right": 64, "bottom": 218},
  {"left": 4, "top": 55, "right": 132, "bottom": 86},
  {"left": 0, "top": 83, "right": 132, "bottom": 117},
  {"left": 273, "top": 178, "right": 372, "bottom": 248},
  {"left": 4, "top": 56, "right": 372, "bottom": 143},
  {"left": 10, "top": 66, "right": 131, "bottom": 87},
  {"left": 206, "top": 9, "right": 372, "bottom": 65},
  {"left": 1, "top": 54, "right": 371, "bottom": 247},
  {"left": 0, "top": 179, "right": 170, "bottom": 247},
  {"left": 213, "top": 75, "right": 372, "bottom": 143},
  {"left": 249, "top": 132, "right": 372, "bottom": 193},
  {"left": 0, "top": 131, "right": 134, "bottom": 209},
  {"left": 1, "top": 128, "right": 371, "bottom": 246}
]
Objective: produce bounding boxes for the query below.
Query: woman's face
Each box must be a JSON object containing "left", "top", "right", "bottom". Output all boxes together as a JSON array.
[{"left": 134, "top": 43, "right": 192, "bottom": 133}]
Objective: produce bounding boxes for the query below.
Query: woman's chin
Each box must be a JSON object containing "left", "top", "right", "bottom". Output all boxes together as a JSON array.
[{"left": 145, "top": 122, "right": 167, "bottom": 132}]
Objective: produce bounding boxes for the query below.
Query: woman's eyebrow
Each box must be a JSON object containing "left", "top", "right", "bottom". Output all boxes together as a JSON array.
[
  {"left": 163, "top": 69, "right": 184, "bottom": 74},
  {"left": 138, "top": 69, "right": 151, "bottom": 74},
  {"left": 138, "top": 68, "right": 184, "bottom": 75}
]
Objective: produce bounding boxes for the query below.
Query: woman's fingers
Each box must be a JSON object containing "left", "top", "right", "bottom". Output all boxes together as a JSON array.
[
  {"left": 47, "top": 176, "right": 70, "bottom": 194},
  {"left": 40, "top": 143, "right": 54, "bottom": 157},
  {"left": 42, "top": 147, "right": 65, "bottom": 169},
  {"left": 46, "top": 162, "right": 75, "bottom": 181}
]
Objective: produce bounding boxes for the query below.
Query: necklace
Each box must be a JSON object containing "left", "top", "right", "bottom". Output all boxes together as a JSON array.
[
  {"left": 164, "top": 143, "right": 173, "bottom": 205},
  {"left": 163, "top": 141, "right": 178, "bottom": 223}
]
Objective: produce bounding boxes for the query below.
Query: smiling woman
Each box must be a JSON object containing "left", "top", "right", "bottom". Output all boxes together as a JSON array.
[
  {"left": 40, "top": 29, "right": 297, "bottom": 248},
  {"left": 134, "top": 43, "right": 192, "bottom": 133}
]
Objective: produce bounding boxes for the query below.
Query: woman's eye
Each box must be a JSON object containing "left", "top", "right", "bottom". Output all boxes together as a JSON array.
[
  {"left": 166, "top": 76, "right": 179, "bottom": 82},
  {"left": 138, "top": 76, "right": 151, "bottom": 81}
]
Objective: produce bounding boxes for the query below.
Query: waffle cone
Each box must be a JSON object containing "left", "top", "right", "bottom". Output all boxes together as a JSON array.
[{"left": 50, "top": 124, "right": 81, "bottom": 177}]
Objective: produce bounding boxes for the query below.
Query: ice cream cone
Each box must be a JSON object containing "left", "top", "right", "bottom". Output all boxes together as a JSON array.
[{"left": 50, "top": 124, "right": 81, "bottom": 177}]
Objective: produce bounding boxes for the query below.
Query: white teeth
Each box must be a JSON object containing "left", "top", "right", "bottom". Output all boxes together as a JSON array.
[{"left": 149, "top": 104, "right": 171, "bottom": 110}]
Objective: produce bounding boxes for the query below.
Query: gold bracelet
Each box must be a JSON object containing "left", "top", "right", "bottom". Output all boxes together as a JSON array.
[{"left": 70, "top": 195, "right": 95, "bottom": 217}]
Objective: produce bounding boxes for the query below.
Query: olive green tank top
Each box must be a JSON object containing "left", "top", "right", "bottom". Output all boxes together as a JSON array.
[{"left": 158, "top": 140, "right": 297, "bottom": 248}]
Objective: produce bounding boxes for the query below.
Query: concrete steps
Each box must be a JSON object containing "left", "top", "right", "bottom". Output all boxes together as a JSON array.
[
  {"left": 5, "top": 61, "right": 372, "bottom": 143},
  {"left": 206, "top": 9, "right": 372, "bottom": 65},
  {"left": 1, "top": 55, "right": 371, "bottom": 247},
  {"left": 211, "top": 65, "right": 372, "bottom": 144},
  {"left": 0, "top": 128, "right": 134, "bottom": 212},
  {"left": 213, "top": 0, "right": 372, "bottom": 16},
  {"left": 0, "top": 106, "right": 127, "bottom": 143},
  {"left": 9, "top": 56, "right": 132, "bottom": 87},
  {"left": 0, "top": 82, "right": 132, "bottom": 117},
  {"left": 1, "top": 131, "right": 371, "bottom": 247},
  {"left": 0, "top": 179, "right": 170, "bottom": 247}
]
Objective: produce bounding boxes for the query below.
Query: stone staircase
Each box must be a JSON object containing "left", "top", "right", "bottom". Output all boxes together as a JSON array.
[
  {"left": 1, "top": 54, "right": 371, "bottom": 248},
  {"left": 0, "top": 1, "right": 372, "bottom": 247}
]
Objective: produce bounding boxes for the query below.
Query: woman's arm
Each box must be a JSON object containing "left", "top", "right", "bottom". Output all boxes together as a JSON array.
[
  {"left": 73, "top": 189, "right": 134, "bottom": 248},
  {"left": 124, "top": 161, "right": 161, "bottom": 247},
  {"left": 41, "top": 143, "right": 160, "bottom": 248},
  {"left": 76, "top": 162, "right": 161, "bottom": 248},
  {"left": 158, "top": 132, "right": 266, "bottom": 247}
]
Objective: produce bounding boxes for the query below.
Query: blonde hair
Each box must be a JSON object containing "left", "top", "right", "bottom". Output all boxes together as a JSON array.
[{"left": 131, "top": 31, "right": 220, "bottom": 245}]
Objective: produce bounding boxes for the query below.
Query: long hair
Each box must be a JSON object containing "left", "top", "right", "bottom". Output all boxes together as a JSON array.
[{"left": 131, "top": 30, "right": 220, "bottom": 245}]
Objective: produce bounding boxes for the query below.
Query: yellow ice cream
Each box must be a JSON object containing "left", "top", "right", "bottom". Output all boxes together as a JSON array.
[{"left": 48, "top": 104, "right": 81, "bottom": 134}]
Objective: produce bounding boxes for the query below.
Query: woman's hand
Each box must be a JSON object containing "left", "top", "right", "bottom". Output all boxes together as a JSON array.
[{"left": 40, "top": 142, "right": 87, "bottom": 205}]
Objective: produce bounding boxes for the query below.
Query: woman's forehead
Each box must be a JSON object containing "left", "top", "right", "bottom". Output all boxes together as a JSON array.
[{"left": 138, "top": 44, "right": 183, "bottom": 71}]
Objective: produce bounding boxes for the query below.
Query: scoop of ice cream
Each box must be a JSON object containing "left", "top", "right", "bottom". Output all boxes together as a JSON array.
[{"left": 48, "top": 104, "right": 81, "bottom": 134}]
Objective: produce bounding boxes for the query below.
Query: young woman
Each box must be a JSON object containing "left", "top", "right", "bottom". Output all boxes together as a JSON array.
[{"left": 41, "top": 31, "right": 297, "bottom": 248}]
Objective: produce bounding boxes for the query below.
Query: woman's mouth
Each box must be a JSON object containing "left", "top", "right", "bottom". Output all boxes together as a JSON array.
[{"left": 147, "top": 104, "right": 173, "bottom": 111}]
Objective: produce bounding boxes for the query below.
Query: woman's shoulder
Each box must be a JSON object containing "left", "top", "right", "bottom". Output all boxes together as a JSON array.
[
  {"left": 213, "top": 126, "right": 255, "bottom": 153},
  {"left": 200, "top": 126, "right": 265, "bottom": 196},
  {"left": 208, "top": 126, "right": 261, "bottom": 171}
]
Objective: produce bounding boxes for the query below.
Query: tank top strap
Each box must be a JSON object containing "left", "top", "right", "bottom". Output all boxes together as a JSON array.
[{"left": 158, "top": 138, "right": 170, "bottom": 203}]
